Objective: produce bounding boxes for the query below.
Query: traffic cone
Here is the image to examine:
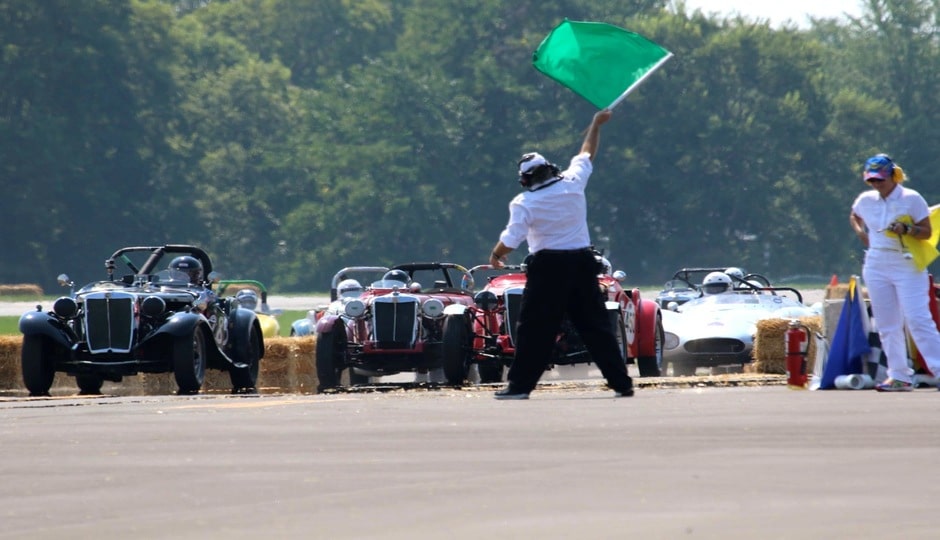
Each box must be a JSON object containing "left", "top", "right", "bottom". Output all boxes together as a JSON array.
[{"left": 829, "top": 274, "right": 838, "bottom": 287}]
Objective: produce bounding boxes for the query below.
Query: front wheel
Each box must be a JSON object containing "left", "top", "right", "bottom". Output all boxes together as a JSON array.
[
  {"left": 21, "top": 335, "right": 55, "bottom": 397},
  {"left": 441, "top": 315, "right": 471, "bottom": 385},
  {"left": 230, "top": 326, "right": 262, "bottom": 393},
  {"left": 637, "top": 315, "right": 664, "bottom": 377},
  {"left": 173, "top": 327, "right": 207, "bottom": 395},
  {"left": 316, "top": 321, "right": 347, "bottom": 392}
]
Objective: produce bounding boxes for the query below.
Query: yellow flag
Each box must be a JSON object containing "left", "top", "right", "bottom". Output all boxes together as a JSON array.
[{"left": 885, "top": 206, "right": 940, "bottom": 271}]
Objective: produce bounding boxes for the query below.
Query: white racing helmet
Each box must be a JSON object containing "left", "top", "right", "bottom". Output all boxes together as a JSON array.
[
  {"left": 337, "top": 278, "right": 363, "bottom": 299},
  {"left": 235, "top": 289, "right": 259, "bottom": 311},
  {"left": 724, "top": 267, "right": 745, "bottom": 281},
  {"left": 702, "top": 271, "right": 732, "bottom": 295}
]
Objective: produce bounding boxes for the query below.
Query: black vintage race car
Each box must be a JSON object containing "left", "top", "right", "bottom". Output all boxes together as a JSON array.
[{"left": 18, "top": 244, "right": 264, "bottom": 396}]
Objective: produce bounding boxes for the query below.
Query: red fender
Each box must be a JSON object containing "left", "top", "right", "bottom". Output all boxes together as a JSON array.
[
  {"left": 623, "top": 288, "right": 661, "bottom": 359},
  {"left": 914, "top": 274, "right": 940, "bottom": 375}
]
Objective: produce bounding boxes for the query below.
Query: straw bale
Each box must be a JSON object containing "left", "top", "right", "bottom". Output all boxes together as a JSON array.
[
  {"left": 0, "top": 284, "right": 43, "bottom": 296},
  {"left": 0, "top": 336, "right": 21, "bottom": 389},
  {"left": 825, "top": 283, "right": 868, "bottom": 300},
  {"left": 0, "top": 335, "right": 320, "bottom": 395},
  {"left": 751, "top": 316, "right": 823, "bottom": 374}
]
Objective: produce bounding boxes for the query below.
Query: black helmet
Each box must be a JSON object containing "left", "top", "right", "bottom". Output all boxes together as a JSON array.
[
  {"left": 168, "top": 255, "right": 203, "bottom": 284},
  {"left": 518, "top": 152, "right": 560, "bottom": 188},
  {"left": 382, "top": 269, "right": 410, "bottom": 284}
]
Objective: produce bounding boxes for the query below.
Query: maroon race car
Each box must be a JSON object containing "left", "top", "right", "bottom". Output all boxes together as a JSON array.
[
  {"left": 440, "top": 256, "right": 664, "bottom": 385},
  {"left": 314, "top": 262, "right": 476, "bottom": 392}
]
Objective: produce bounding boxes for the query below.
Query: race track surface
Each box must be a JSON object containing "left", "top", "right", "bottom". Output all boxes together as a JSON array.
[{"left": 1, "top": 380, "right": 938, "bottom": 539}]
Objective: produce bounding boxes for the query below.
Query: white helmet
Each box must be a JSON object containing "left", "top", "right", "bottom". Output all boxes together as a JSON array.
[
  {"left": 337, "top": 278, "right": 363, "bottom": 298},
  {"left": 235, "top": 289, "right": 259, "bottom": 311},
  {"left": 702, "top": 271, "right": 732, "bottom": 295},
  {"left": 724, "top": 267, "right": 745, "bottom": 280}
]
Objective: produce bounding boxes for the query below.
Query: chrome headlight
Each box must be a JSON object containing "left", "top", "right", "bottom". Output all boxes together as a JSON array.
[
  {"left": 473, "top": 290, "right": 499, "bottom": 311},
  {"left": 663, "top": 331, "right": 680, "bottom": 351},
  {"left": 53, "top": 297, "right": 78, "bottom": 318},
  {"left": 344, "top": 299, "right": 366, "bottom": 318},
  {"left": 422, "top": 298, "right": 445, "bottom": 319},
  {"left": 141, "top": 296, "right": 166, "bottom": 318}
]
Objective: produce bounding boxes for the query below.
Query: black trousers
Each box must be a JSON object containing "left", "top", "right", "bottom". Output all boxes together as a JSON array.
[{"left": 507, "top": 249, "right": 633, "bottom": 393}]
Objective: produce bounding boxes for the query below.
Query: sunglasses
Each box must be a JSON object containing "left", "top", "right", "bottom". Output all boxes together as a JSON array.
[{"left": 866, "top": 177, "right": 887, "bottom": 183}]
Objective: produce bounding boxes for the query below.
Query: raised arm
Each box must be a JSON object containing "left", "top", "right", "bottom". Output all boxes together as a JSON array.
[{"left": 580, "top": 109, "right": 612, "bottom": 160}]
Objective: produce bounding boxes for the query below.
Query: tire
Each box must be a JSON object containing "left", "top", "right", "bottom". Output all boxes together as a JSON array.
[
  {"left": 672, "top": 362, "right": 697, "bottom": 376},
  {"left": 477, "top": 361, "right": 504, "bottom": 384},
  {"left": 637, "top": 315, "right": 664, "bottom": 377},
  {"left": 441, "top": 315, "right": 471, "bottom": 385},
  {"left": 608, "top": 309, "right": 629, "bottom": 364},
  {"left": 21, "top": 335, "right": 55, "bottom": 397},
  {"left": 173, "top": 327, "right": 207, "bottom": 395},
  {"left": 316, "top": 321, "right": 347, "bottom": 392},
  {"left": 76, "top": 374, "right": 104, "bottom": 395},
  {"left": 348, "top": 369, "right": 370, "bottom": 386},
  {"left": 230, "top": 326, "right": 262, "bottom": 393}
]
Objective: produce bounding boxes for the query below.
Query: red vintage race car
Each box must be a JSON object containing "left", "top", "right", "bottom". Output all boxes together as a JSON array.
[
  {"left": 314, "top": 262, "right": 476, "bottom": 392},
  {"left": 440, "top": 257, "right": 664, "bottom": 385}
]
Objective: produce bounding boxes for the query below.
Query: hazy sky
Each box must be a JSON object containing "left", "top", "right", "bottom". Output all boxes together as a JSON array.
[{"left": 676, "top": 0, "right": 865, "bottom": 28}]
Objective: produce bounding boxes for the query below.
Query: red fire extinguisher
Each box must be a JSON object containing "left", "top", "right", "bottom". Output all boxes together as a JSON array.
[{"left": 785, "top": 319, "right": 809, "bottom": 389}]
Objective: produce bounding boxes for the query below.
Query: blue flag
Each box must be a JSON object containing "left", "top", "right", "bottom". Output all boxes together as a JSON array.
[{"left": 819, "top": 278, "right": 872, "bottom": 389}]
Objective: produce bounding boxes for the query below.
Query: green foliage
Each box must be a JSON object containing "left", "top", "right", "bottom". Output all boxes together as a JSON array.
[{"left": 3, "top": 0, "right": 940, "bottom": 293}]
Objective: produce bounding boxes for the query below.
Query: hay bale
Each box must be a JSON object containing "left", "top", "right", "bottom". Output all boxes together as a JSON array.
[
  {"left": 0, "top": 335, "right": 321, "bottom": 395},
  {"left": 0, "top": 283, "right": 44, "bottom": 296},
  {"left": 752, "top": 316, "right": 823, "bottom": 374},
  {"left": 0, "top": 336, "right": 21, "bottom": 389},
  {"left": 826, "top": 282, "right": 869, "bottom": 300}
]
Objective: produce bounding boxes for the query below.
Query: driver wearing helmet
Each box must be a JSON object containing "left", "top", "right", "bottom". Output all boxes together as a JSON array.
[
  {"left": 235, "top": 289, "right": 259, "bottom": 311},
  {"left": 701, "top": 271, "right": 733, "bottom": 295},
  {"left": 168, "top": 255, "right": 204, "bottom": 285},
  {"left": 337, "top": 278, "right": 363, "bottom": 299},
  {"left": 382, "top": 269, "right": 410, "bottom": 286}
]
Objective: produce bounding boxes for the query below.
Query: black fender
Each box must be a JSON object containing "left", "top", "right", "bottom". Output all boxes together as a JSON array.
[
  {"left": 18, "top": 311, "right": 76, "bottom": 350},
  {"left": 148, "top": 311, "right": 207, "bottom": 340},
  {"left": 227, "top": 306, "right": 265, "bottom": 364}
]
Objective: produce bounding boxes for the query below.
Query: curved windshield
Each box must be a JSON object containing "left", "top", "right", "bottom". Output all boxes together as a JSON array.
[{"left": 151, "top": 269, "right": 196, "bottom": 287}]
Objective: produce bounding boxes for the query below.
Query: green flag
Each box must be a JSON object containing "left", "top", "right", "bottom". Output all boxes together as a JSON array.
[{"left": 532, "top": 19, "right": 673, "bottom": 110}]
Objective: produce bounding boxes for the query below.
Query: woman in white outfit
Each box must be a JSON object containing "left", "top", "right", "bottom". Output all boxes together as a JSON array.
[{"left": 850, "top": 153, "right": 940, "bottom": 391}]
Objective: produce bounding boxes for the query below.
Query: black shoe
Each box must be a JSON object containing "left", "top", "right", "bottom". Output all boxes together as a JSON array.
[
  {"left": 494, "top": 386, "right": 530, "bottom": 400},
  {"left": 613, "top": 385, "right": 634, "bottom": 397}
]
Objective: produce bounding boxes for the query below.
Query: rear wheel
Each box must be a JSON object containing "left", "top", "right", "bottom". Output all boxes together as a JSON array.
[
  {"left": 21, "top": 335, "right": 55, "bottom": 397},
  {"left": 230, "top": 326, "right": 262, "bottom": 393},
  {"left": 316, "top": 321, "right": 347, "bottom": 392},
  {"left": 637, "top": 315, "right": 664, "bottom": 377},
  {"left": 76, "top": 374, "right": 104, "bottom": 395},
  {"left": 173, "top": 327, "right": 207, "bottom": 395},
  {"left": 442, "top": 315, "right": 471, "bottom": 385}
]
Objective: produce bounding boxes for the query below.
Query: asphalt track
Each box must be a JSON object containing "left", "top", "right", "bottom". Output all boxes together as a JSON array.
[{"left": 2, "top": 379, "right": 939, "bottom": 539}]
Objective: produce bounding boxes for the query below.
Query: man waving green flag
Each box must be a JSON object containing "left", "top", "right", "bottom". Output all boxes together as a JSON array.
[{"left": 533, "top": 19, "right": 673, "bottom": 110}]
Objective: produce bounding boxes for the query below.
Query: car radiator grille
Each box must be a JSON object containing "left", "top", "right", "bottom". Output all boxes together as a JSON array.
[
  {"left": 83, "top": 292, "right": 135, "bottom": 354},
  {"left": 372, "top": 297, "right": 418, "bottom": 348},
  {"left": 504, "top": 289, "right": 523, "bottom": 346},
  {"left": 684, "top": 338, "right": 745, "bottom": 354}
]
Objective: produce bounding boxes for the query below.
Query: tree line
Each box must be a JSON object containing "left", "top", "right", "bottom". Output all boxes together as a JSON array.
[{"left": 2, "top": 0, "right": 938, "bottom": 293}]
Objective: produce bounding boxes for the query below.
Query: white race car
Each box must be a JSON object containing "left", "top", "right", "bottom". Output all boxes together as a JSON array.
[{"left": 661, "top": 286, "right": 820, "bottom": 376}]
